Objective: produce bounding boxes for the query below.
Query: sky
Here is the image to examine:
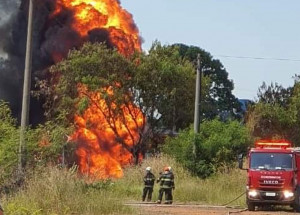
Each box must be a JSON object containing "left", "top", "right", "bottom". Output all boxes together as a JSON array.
[{"left": 121, "top": 0, "right": 300, "bottom": 100}]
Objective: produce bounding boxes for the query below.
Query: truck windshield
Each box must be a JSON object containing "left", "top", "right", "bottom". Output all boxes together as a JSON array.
[{"left": 250, "top": 153, "right": 293, "bottom": 170}]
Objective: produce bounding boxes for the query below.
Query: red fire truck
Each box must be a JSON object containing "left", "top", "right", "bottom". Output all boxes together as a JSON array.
[{"left": 238, "top": 140, "right": 300, "bottom": 211}]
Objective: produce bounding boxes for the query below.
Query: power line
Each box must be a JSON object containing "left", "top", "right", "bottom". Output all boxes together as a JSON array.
[{"left": 215, "top": 55, "right": 300, "bottom": 62}]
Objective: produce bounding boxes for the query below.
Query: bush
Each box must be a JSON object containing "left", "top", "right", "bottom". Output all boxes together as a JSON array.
[
  {"left": 0, "top": 101, "right": 74, "bottom": 188},
  {"left": 163, "top": 119, "right": 251, "bottom": 178},
  {"left": 0, "top": 101, "right": 19, "bottom": 185}
]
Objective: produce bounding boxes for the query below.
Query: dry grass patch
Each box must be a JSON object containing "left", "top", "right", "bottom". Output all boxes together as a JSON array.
[{"left": 3, "top": 167, "right": 133, "bottom": 215}]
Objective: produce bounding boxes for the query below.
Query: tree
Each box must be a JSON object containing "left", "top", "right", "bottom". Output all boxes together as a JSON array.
[
  {"left": 163, "top": 119, "right": 250, "bottom": 178},
  {"left": 246, "top": 102, "right": 292, "bottom": 141},
  {"left": 44, "top": 43, "right": 145, "bottom": 165},
  {"left": 246, "top": 79, "right": 300, "bottom": 145},
  {"left": 286, "top": 78, "right": 300, "bottom": 144},
  {"left": 134, "top": 42, "right": 209, "bottom": 132},
  {"left": 257, "top": 82, "right": 292, "bottom": 107},
  {"left": 43, "top": 42, "right": 200, "bottom": 167},
  {"left": 173, "top": 44, "right": 240, "bottom": 120}
]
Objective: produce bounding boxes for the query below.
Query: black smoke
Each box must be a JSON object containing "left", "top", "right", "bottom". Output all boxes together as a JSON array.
[
  {"left": 0, "top": 0, "right": 23, "bottom": 119},
  {"left": 0, "top": 0, "right": 118, "bottom": 124}
]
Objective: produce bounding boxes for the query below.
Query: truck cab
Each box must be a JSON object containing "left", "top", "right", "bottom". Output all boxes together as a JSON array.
[{"left": 239, "top": 140, "right": 300, "bottom": 211}]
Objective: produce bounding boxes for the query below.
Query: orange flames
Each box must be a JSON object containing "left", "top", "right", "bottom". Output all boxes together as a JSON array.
[
  {"left": 51, "top": 0, "right": 141, "bottom": 56},
  {"left": 49, "top": 0, "right": 143, "bottom": 179},
  {"left": 70, "top": 84, "right": 145, "bottom": 179}
]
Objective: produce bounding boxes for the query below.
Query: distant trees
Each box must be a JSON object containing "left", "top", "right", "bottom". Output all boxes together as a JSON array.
[
  {"left": 246, "top": 78, "right": 300, "bottom": 145},
  {"left": 174, "top": 44, "right": 240, "bottom": 120},
  {"left": 135, "top": 42, "right": 209, "bottom": 132},
  {"left": 257, "top": 82, "right": 292, "bottom": 107}
]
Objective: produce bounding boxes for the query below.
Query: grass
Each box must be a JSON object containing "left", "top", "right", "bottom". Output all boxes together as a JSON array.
[
  {"left": 2, "top": 155, "right": 247, "bottom": 214},
  {"left": 113, "top": 154, "right": 247, "bottom": 206},
  {"left": 2, "top": 167, "right": 133, "bottom": 215}
]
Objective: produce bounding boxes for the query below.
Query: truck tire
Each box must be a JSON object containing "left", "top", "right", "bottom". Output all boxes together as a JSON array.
[{"left": 247, "top": 202, "right": 255, "bottom": 211}]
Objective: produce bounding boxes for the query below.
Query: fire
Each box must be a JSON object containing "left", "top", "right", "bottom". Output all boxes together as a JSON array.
[
  {"left": 48, "top": 0, "right": 143, "bottom": 179},
  {"left": 70, "top": 84, "right": 145, "bottom": 179},
  {"left": 51, "top": 0, "right": 141, "bottom": 56}
]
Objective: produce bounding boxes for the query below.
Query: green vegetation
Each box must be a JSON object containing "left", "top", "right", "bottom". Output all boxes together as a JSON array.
[
  {"left": 0, "top": 101, "right": 72, "bottom": 185},
  {"left": 115, "top": 155, "right": 247, "bottom": 206},
  {"left": 3, "top": 156, "right": 247, "bottom": 214},
  {"left": 247, "top": 78, "right": 300, "bottom": 145},
  {"left": 0, "top": 101, "right": 19, "bottom": 183},
  {"left": 163, "top": 119, "right": 251, "bottom": 178},
  {"left": 3, "top": 167, "right": 133, "bottom": 215},
  {"left": 42, "top": 42, "right": 202, "bottom": 162},
  {"left": 175, "top": 43, "right": 241, "bottom": 119},
  {"left": 4, "top": 41, "right": 300, "bottom": 214}
]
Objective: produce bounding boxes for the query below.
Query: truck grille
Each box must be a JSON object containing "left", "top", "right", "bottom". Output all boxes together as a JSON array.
[{"left": 259, "top": 179, "right": 284, "bottom": 188}]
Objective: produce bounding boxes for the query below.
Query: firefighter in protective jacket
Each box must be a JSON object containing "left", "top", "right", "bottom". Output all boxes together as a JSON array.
[
  {"left": 156, "top": 166, "right": 175, "bottom": 204},
  {"left": 142, "top": 166, "right": 155, "bottom": 201}
]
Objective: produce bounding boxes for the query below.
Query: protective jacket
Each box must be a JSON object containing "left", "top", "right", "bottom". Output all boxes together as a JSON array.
[
  {"left": 144, "top": 172, "right": 155, "bottom": 187},
  {"left": 157, "top": 171, "right": 175, "bottom": 189}
]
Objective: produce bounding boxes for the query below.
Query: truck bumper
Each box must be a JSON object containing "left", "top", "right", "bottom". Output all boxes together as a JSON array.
[{"left": 247, "top": 190, "right": 295, "bottom": 205}]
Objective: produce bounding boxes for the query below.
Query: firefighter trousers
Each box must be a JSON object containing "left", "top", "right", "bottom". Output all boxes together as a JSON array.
[
  {"left": 142, "top": 187, "right": 153, "bottom": 201},
  {"left": 158, "top": 188, "right": 173, "bottom": 204}
]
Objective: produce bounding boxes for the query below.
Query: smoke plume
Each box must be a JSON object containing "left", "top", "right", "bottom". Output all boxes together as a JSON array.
[
  {"left": 0, "top": 0, "right": 141, "bottom": 124},
  {"left": 0, "top": 0, "right": 19, "bottom": 56}
]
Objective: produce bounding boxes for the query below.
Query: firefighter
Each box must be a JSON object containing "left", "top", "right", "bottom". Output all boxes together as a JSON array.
[
  {"left": 167, "top": 166, "right": 175, "bottom": 203},
  {"left": 156, "top": 166, "right": 175, "bottom": 204},
  {"left": 142, "top": 166, "right": 155, "bottom": 202}
]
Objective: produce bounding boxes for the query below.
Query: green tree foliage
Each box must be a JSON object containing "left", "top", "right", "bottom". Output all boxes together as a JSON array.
[
  {"left": 135, "top": 42, "right": 209, "bottom": 131},
  {"left": 247, "top": 79, "right": 300, "bottom": 145},
  {"left": 43, "top": 42, "right": 203, "bottom": 161},
  {"left": 163, "top": 119, "right": 250, "bottom": 178},
  {"left": 174, "top": 44, "right": 240, "bottom": 120},
  {"left": 45, "top": 43, "right": 136, "bottom": 120},
  {"left": 0, "top": 101, "right": 19, "bottom": 183},
  {"left": 257, "top": 82, "right": 292, "bottom": 107},
  {"left": 0, "top": 101, "right": 71, "bottom": 185},
  {"left": 46, "top": 43, "right": 145, "bottom": 163}
]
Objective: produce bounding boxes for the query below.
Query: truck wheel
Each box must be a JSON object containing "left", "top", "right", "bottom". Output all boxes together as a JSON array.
[{"left": 247, "top": 202, "right": 255, "bottom": 211}]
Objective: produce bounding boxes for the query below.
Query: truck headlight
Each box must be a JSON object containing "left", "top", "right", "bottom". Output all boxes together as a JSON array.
[
  {"left": 248, "top": 190, "right": 258, "bottom": 197},
  {"left": 283, "top": 190, "right": 294, "bottom": 199}
]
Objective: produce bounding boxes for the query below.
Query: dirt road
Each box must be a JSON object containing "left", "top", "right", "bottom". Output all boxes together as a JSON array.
[{"left": 127, "top": 202, "right": 298, "bottom": 215}]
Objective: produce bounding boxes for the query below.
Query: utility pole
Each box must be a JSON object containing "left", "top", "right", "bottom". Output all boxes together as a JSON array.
[
  {"left": 19, "top": 0, "right": 34, "bottom": 173},
  {"left": 193, "top": 54, "right": 201, "bottom": 156}
]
